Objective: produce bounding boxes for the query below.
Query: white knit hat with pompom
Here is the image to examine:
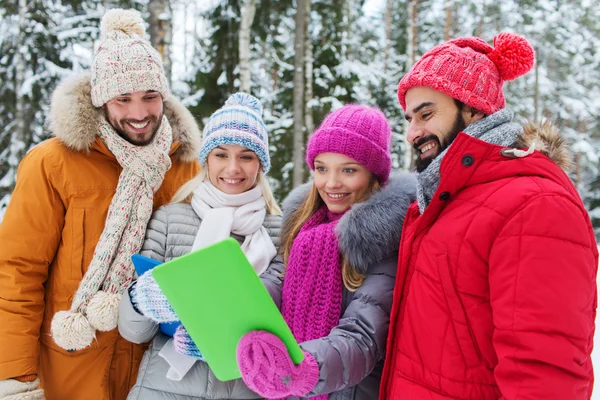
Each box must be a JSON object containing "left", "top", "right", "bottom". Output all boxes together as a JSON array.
[{"left": 91, "top": 8, "right": 169, "bottom": 107}]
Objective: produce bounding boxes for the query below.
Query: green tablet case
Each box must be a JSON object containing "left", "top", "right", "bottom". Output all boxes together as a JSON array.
[{"left": 151, "top": 237, "right": 304, "bottom": 381}]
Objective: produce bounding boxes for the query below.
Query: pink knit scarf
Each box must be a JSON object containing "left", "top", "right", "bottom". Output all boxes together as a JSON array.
[{"left": 281, "top": 206, "right": 343, "bottom": 399}]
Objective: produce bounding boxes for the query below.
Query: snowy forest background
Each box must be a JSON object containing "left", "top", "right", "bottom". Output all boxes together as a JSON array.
[
  {"left": 2, "top": 0, "right": 600, "bottom": 395},
  {"left": 0, "top": 0, "right": 599, "bottom": 239}
]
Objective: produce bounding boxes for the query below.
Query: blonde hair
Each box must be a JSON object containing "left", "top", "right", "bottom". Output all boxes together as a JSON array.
[
  {"left": 281, "top": 177, "right": 380, "bottom": 292},
  {"left": 170, "top": 167, "right": 282, "bottom": 216}
]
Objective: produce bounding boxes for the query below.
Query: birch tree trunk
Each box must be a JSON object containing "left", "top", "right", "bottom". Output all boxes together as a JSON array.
[
  {"left": 239, "top": 0, "right": 258, "bottom": 92},
  {"left": 444, "top": 0, "right": 453, "bottom": 40},
  {"left": 193, "top": 1, "right": 199, "bottom": 61},
  {"left": 384, "top": 0, "right": 392, "bottom": 73},
  {"left": 304, "top": 0, "right": 314, "bottom": 136},
  {"left": 407, "top": 0, "right": 419, "bottom": 68},
  {"left": 8, "top": 0, "right": 28, "bottom": 192},
  {"left": 403, "top": 0, "right": 419, "bottom": 171},
  {"left": 292, "top": 0, "right": 306, "bottom": 188},
  {"left": 149, "top": 0, "right": 172, "bottom": 86},
  {"left": 475, "top": 1, "right": 486, "bottom": 37}
]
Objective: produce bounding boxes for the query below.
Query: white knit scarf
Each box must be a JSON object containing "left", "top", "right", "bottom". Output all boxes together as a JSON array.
[
  {"left": 159, "top": 179, "right": 276, "bottom": 381},
  {"left": 51, "top": 115, "right": 173, "bottom": 351},
  {"left": 191, "top": 180, "right": 276, "bottom": 275}
]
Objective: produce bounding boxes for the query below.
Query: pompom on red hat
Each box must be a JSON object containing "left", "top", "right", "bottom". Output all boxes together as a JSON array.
[{"left": 397, "top": 32, "right": 535, "bottom": 115}]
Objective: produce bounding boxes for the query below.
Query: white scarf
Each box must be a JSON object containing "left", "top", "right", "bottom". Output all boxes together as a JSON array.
[
  {"left": 161, "top": 179, "right": 276, "bottom": 380},
  {"left": 190, "top": 180, "right": 276, "bottom": 275}
]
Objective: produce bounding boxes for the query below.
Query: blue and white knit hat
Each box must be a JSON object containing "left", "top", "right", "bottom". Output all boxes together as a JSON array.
[{"left": 199, "top": 93, "right": 271, "bottom": 173}]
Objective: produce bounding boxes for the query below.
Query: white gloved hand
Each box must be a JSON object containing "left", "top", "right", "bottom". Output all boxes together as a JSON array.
[{"left": 0, "top": 378, "right": 44, "bottom": 400}]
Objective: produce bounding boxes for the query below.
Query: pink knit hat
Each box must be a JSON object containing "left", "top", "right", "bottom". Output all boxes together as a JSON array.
[
  {"left": 397, "top": 32, "right": 535, "bottom": 115},
  {"left": 306, "top": 105, "right": 392, "bottom": 184}
]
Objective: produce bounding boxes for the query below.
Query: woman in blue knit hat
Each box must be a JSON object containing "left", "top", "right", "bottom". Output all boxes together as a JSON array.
[{"left": 117, "top": 93, "right": 282, "bottom": 399}]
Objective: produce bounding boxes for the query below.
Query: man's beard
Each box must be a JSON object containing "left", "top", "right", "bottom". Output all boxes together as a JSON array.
[
  {"left": 413, "top": 111, "right": 467, "bottom": 173},
  {"left": 103, "top": 109, "right": 163, "bottom": 146}
]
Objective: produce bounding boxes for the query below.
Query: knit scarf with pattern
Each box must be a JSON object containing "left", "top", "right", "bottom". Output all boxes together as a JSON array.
[
  {"left": 51, "top": 115, "right": 172, "bottom": 351},
  {"left": 281, "top": 206, "right": 343, "bottom": 400}
]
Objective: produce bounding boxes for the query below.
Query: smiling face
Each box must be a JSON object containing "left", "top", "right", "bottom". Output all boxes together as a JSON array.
[
  {"left": 206, "top": 144, "right": 261, "bottom": 194},
  {"left": 103, "top": 90, "right": 164, "bottom": 146},
  {"left": 313, "top": 152, "right": 373, "bottom": 214},
  {"left": 404, "top": 86, "right": 484, "bottom": 172}
]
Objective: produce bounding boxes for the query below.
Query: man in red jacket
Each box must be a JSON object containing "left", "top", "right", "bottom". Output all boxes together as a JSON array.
[{"left": 380, "top": 32, "right": 598, "bottom": 399}]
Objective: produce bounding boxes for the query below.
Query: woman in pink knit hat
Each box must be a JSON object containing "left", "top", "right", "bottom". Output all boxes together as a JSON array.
[{"left": 236, "top": 104, "right": 417, "bottom": 399}]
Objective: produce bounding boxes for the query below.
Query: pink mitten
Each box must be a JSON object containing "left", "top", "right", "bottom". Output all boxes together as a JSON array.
[{"left": 236, "top": 331, "right": 319, "bottom": 399}]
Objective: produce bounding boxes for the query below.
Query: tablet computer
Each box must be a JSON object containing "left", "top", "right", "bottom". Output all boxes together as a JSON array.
[
  {"left": 131, "top": 254, "right": 162, "bottom": 276},
  {"left": 131, "top": 254, "right": 180, "bottom": 337},
  {"left": 151, "top": 237, "right": 303, "bottom": 381}
]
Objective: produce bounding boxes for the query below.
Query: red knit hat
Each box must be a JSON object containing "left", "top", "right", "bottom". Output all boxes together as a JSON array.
[{"left": 397, "top": 32, "right": 535, "bottom": 115}]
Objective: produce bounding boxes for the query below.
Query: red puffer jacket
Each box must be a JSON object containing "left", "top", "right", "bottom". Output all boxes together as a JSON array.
[{"left": 381, "top": 124, "right": 598, "bottom": 399}]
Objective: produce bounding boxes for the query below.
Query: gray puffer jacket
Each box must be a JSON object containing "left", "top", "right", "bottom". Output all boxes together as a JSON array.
[
  {"left": 262, "top": 172, "right": 416, "bottom": 400},
  {"left": 118, "top": 202, "right": 282, "bottom": 400}
]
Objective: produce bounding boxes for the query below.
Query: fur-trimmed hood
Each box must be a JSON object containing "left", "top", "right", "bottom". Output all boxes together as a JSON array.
[
  {"left": 514, "top": 120, "right": 574, "bottom": 172},
  {"left": 48, "top": 72, "right": 201, "bottom": 162},
  {"left": 282, "top": 172, "right": 417, "bottom": 275}
]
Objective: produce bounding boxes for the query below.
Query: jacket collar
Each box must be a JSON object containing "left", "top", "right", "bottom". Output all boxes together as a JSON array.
[
  {"left": 48, "top": 72, "right": 200, "bottom": 163},
  {"left": 413, "top": 121, "right": 578, "bottom": 234},
  {"left": 441, "top": 120, "right": 575, "bottom": 193}
]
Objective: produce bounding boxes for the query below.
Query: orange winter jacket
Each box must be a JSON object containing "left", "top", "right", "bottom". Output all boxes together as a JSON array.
[{"left": 0, "top": 73, "right": 200, "bottom": 400}]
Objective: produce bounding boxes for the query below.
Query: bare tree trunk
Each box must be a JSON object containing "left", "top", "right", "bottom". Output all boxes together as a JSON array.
[
  {"left": 444, "top": 0, "right": 452, "bottom": 40},
  {"left": 407, "top": 0, "right": 418, "bottom": 66},
  {"left": 475, "top": 1, "right": 485, "bottom": 37},
  {"left": 292, "top": 0, "right": 306, "bottom": 188},
  {"left": 304, "top": 0, "right": 314, "bottom": 136},
  {"left": 272, "top": 66, "right": 279, "bottom": 91},
  {"left": 384, "top": 0, "right": 392, "bottom": 73},
  {"left": 193, "top": 1, "right": 199, "bottom": 61},
  {"left": 239, "top": 0, "right": 258, "bottom": 92},
  {"left": 183, "top": 1, "right": 188, "bottom": 75},
  {"left": 343, "top": 0, "right": 351, "bottom": 60},
  {"left": 149, "top": 0, "right": 172, "bottom": 86},
  {"left": 8, "top": 0, "right": 28, "bottom": 192},
  {"left": 164, "top": 2, "right": 172, "bottom": 84},
  {"left": 403, "top": 0, "right": 419, "bottom": 171}
]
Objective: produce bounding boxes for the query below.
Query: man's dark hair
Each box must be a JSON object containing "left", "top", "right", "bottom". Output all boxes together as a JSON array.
[{"left": 453, "top": 98, "right": 485, "bottom": 118}]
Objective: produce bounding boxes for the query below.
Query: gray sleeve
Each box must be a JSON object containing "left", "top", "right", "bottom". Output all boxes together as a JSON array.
[
  {"left": 260, "top": 255, "right": 285, "bottom": 309},
  {"left": 263, "top": 214, "right": 282, "bottom": 251},
  {"left": 140, "top": 206, "right": 168, "bottom": 262},
  {"left": 118, "top": 289, "right": 159, "bottom": 344},
  {"left": 301, "top": 253, "right": 398, "bottom": 396}
]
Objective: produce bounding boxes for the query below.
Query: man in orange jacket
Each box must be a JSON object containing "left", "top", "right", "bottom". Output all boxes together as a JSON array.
[{"left": 0, "top": 9, "right": 200, "bottom": 400}]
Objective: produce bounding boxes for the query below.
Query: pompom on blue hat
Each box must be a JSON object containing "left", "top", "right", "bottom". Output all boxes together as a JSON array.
[{"left": 199, "top": 93, "right": 271, "bottom": 173}]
